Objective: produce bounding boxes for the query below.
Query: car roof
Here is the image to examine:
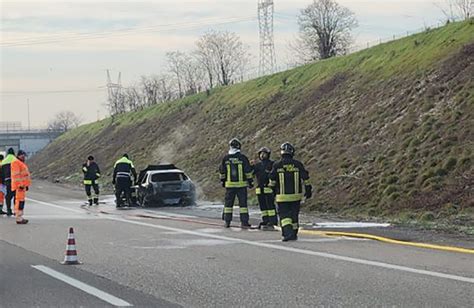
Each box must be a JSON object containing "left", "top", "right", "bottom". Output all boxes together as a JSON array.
[{"left": 147, "top": 169, "right": 185, "bottom": 175}]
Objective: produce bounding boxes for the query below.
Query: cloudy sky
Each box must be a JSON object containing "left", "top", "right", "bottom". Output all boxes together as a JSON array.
[{"left": 1, "top": 0, "right": 446, "bottom": 127}]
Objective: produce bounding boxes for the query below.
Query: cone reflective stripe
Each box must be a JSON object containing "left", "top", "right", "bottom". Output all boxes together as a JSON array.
[{"left": 62, "top": 227, "right": 81, "bottom": 265}]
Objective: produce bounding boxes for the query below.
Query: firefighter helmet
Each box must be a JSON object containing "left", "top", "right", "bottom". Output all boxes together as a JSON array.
[
  {"left": 258, "top": 147, "right": 271, "bottom": 156},
  {"left": 229, "top": 138, "right": 242, "bottom": 150},
  {"left": 280, "top": 142, "right": 295, "bottom": 156}
]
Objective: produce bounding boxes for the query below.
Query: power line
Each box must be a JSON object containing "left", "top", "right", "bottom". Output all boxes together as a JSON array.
[
  {"left": 1, "top": 16, "right": 257, "bottom": 47},
  {"left": 0, "top": 88, "right": 105, "bottom": 96}
]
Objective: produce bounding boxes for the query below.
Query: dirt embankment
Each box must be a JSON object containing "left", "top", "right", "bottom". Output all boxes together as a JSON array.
[{"left": 30, "top": 22, "right": 474, "bottom": 233}]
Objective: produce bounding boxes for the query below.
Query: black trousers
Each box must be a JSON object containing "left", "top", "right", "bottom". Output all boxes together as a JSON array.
[
  {"left": 277, "top": 201, "right": 301, "bottom": 238},
  {"left": 85, "top": 182, "right": 100, "bottom": 204},
  {"left": 5, "top": 182, "right": 14, "bottom": 212},
  {"left": 223, "top": 187, "right": 249, "bottom": 223},
  {"left": 257, "top": 193, "right": 277, "bottom": 225},
  {"left": 115, "top": 177, "right": 132, "bottom": 207}
]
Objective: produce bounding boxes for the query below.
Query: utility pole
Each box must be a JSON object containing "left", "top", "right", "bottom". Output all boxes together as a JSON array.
[
  {"left": 106, "top": 69, "right": 122, "bottom": 115},
  {"left": 258, "top": 0, "right": 276, "bottom": 76}
]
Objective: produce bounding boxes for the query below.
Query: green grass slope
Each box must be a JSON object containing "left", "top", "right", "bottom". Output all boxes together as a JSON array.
[{"left": 31, "top": 21, "right": 474, "bottom": 231}]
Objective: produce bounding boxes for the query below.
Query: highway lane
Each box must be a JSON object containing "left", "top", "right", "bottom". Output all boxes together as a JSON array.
[{"left": 0, "top": 183, "right": 473, "bottom": 307}]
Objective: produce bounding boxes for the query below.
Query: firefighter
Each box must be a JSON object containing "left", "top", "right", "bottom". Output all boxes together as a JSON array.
[
  {"left": 253, "top": 147, "right": 278, "bottom": 230},
  {"left": 269, "top": 143, "right": 312, "bottom": 241},
  {"left": 219, "top": 138, "right": 254, "bottom": 228},
  {"left": 113, "top": 153, "right": 137, "bottom": 208},
  {"left": 1, "top": 148, "right": 17, "bottom": 217},
  {"left": 82, "top": 155, "right": 101, "bottom": 206},
  {"left": 11, "top": 150, "right": 31, "bottom": 224},
  {"left": 0, "top": 154, "right": 4, "bottom": 215}
]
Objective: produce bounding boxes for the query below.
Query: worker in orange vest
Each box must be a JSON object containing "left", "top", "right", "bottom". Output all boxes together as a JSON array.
[{"left": 11, "top": 150, "right": 31, "bottom": 224}]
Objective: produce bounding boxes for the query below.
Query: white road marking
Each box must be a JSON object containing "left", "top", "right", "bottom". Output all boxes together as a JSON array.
[
  {"left": 22, "top": 215, "right": 99, "bottom": 220},
  {"left": 31, "top": 265, "right": 132, "bottom": 307},
  {"left": 28, "top": 198, "right": 85, "bottom": 214},
  {"left": 29, "top": 198, "right": 474, "bottom": 284},
  {"left": 105, "top": 216, "right": 474, "bottom": 284},
  {"left": 144, "top": 210, "right": 197, "bottom": 218}
]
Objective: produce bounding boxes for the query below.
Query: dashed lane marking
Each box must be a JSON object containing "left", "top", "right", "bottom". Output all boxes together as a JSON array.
[{"left": 32, "top": 265, "right": 132, "bottom": 307}]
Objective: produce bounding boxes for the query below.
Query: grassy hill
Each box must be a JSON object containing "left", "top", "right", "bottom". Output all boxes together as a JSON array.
[{"left": 31, "top": 21, "right": 474, "bottom": 232}]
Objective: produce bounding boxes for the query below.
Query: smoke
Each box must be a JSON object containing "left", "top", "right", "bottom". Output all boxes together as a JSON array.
[
  {"left": 151, "top": 124, "right": 190, "bottom": 164},
  {"left": 149, "top": 124, "right": 207, "bottom": 202}
]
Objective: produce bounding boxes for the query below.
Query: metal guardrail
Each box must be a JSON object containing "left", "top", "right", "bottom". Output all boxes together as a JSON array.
[{"left": 0, "top": 129, "right": 63, "bottom": 134}]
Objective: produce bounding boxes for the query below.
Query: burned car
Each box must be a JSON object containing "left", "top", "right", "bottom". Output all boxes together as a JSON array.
[{"left": 135, "top": 164, "right": 196, "bottom": 207}]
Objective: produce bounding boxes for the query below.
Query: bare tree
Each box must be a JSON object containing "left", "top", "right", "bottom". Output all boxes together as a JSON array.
[
  {"left": 166, "top": 51, "right": 188, "bottom": 98},
  {"left": 195, "top": 37, "right": 217, "bottom": 89},
  {"left": 456, "top": 0, "right": 473, "bottom": 19},
  {"left": 195, "top": 30, "right": 250, "bottom": 86},
  {"left": 296, "top": 0, "right": 358, "bottom": 62},
  {"left": 154, "top": 74, "right": 177, "bottom": 103},
  {"left": 181, "top": 55, "right": 205, "bottom": 95},
  {"left": 47, "top": 111, "right": 82, "bottom": 132},
  {"left": 123, "top": 86, "right": 143, "bottom": 111},
  {"left": 106, "top": 86, "right": 127, "bottom": 116},
  {"left": 140, "top": 76, "right": 159, "bottom": 107},
  {"left": 436, "top": 0, "right": 472, "bottom": 21}
]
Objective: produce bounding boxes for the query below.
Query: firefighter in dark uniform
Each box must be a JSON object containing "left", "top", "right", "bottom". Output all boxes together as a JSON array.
[
  {"left": 1, "top": 148, "right": 17, "bottom": 216},
  {"left": 113, "top": 154, "right": 137, "bottom": 208},
  {"left": 82, "top": 155, "right": 101, "bottom": 206},
  {"left": 219, "top": 138, "right": 254, "bottom": 228},
  {"left": 269, "top": 143, "right": 312, "bottom": 241},
  {"left": 253, "top": 147, "right": 278, "bottom": 229}
]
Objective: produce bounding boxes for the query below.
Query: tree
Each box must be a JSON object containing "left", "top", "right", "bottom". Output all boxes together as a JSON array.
[
  {"left": 47, "top": 111, "right": 82, "bottom": 132},
  {"left": 195, "top": 37, "right": 217, "bottom": 89},
  {"left": 195, "top": 30, "right": 250, "bottom": 86},
  {"left": 122, "top": 86, "right": 143, "bottom": 111},
  {"left": 437, "top": 0, "right": 473, "bottom": 21},
  {"left": 296, "top": 0, "right": 357, "bottom": 62},
  {"left": 166, "top": 51, "right": 188, "bottom": 98}
]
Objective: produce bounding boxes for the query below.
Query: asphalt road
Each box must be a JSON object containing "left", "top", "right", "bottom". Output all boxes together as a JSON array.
[{"left": 0, "top": 182, "right": 473, "bottom": 307}]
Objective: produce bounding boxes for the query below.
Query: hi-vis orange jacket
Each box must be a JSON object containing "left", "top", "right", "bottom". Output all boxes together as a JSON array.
[{"left": 11, "top": 159, "right": 31, "bottom": 191}]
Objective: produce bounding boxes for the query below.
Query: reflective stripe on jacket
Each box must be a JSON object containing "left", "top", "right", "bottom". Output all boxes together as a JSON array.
[
  {"left": 268, "top": 157, "right": 310, "bottom": 203},
  {"left": 11, "top": 159, "right": 31, "bottom": 191},
  {"left": 219, "top": 152, "right": 253, "bottom": 188},
  {"left": 1, "top": 154, "right": 17, "bottom": 183}
]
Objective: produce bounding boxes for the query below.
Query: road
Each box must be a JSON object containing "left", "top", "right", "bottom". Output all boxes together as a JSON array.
[{"left": 0, "top": 182, "right": 473, "bottom": 307}]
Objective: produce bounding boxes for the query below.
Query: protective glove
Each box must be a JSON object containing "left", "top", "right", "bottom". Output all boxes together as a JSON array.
[
  {"left": 26, "top": 186, "right": 29, "bottom": 191},
  {"left": 221, "top": 180, "right": 226, "bottom": 188},
  {"left": 247, "top": 179, "right": 254, "bottom": 189},
  {"left": 304, "top": 185, "right": 313, "bottom": 199},
  {"left": 112, "top": 179, "right": 116, "bottom": 185}
]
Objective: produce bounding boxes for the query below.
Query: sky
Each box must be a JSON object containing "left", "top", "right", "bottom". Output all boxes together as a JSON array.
[{"left": 1, "top": 0, "right": 447, "bottom": 127}]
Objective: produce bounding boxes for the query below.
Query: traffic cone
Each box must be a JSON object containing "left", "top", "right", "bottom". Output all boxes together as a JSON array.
[{"left": 62, "top": 227, "right": 81, "bottom": 265}]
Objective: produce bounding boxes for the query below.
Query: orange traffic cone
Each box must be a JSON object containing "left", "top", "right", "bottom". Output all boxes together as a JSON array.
[{"left": 62, "top": 227, "right": 81, "bottom": 265}]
